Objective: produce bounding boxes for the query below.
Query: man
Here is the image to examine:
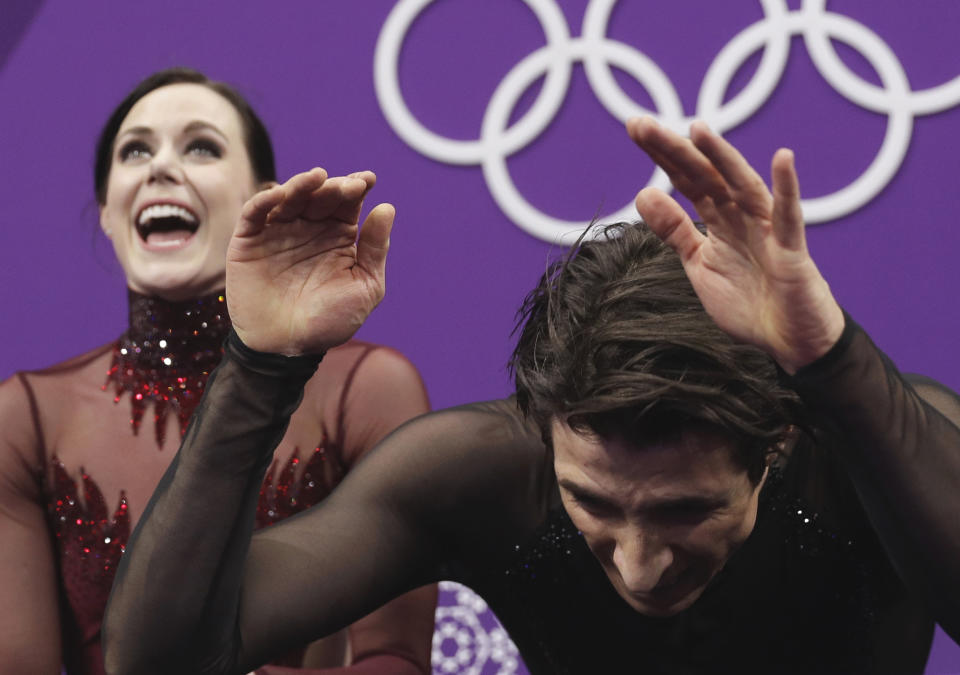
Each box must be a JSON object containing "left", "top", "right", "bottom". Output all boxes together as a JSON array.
[{"left": 103, "top": 119, "right": 960, "bottom": 674}]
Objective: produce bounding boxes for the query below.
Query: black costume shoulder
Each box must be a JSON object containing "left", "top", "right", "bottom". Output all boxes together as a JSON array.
[{"left": 103, "top": 318, "right": 960, "bottom": 674}]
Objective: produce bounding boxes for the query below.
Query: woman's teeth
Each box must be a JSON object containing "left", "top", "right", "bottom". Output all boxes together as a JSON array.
[
  {"left": 135, "top": 203, "right": 201, "bottom": 248},
  {"left": 148, "top": 233, "right": 191, "bottom": 247},
  {"left": 138, "top": 203, "right": 197, "bottom": 225}
]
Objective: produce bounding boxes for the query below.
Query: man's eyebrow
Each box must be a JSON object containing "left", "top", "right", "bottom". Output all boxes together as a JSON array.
[
  {"left": 558, "top": 479, "right": 618, "bottom": 508},
  {"left": 558, "top": 478, "right": 727, "bottom": 513},
  {"left": 645, "top": 495, "right": 728, "bottom": 513}
]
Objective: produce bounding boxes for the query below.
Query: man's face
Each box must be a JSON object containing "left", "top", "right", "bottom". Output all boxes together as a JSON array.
[{"left": 551, "top": 419, "right": 766, "bottom": 617}]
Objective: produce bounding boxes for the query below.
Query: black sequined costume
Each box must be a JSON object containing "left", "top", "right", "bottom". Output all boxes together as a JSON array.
[
  {"left": 0, "top": 291, "right": 435, "bottom": 675},
  {"left": 104, "top": 316, "right": 960, "bottom": 674}
]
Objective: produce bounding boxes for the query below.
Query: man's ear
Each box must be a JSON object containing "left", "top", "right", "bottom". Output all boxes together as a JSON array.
[{"left": 758, "top": 463, "right": 770, "bottom": 489}]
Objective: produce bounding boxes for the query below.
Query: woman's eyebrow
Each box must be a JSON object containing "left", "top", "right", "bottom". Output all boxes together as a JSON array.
[
  {"left": 182, "top": 120, "right": 229, "bottom": 142},
  {"left": 115, "top": 125, "right": 154, "bottom": 140},
  {"left": 115, "top": 121, "right": 230, "bottom": 143}
]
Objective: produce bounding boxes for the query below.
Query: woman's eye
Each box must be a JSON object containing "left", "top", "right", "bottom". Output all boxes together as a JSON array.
[
  {"left": 118, "top": 141, "right": 151, "bottom": 161},
  {"left": 186, "top": 139, "right": 222, "bottom": 158}
]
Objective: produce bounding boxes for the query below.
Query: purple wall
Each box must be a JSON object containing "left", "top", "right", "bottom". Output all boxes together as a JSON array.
[{"left": 1, "top": 1, "right": 958, "bottom": 672}]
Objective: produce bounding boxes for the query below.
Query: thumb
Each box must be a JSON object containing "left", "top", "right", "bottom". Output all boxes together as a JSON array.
[
  {"left": 357, "top": 203, "right": 394, "bottom": 279},
  {"left": 635, "top": 187, "right": 704, "bottom": 263}
]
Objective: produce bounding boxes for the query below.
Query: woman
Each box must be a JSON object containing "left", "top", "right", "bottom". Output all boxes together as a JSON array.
[{"left": 0, "top": 68, "right": 436, "bottom": 675}]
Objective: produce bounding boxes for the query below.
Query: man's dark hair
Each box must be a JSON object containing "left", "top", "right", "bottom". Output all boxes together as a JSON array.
[
  {"left": 510, "top": 221, "right": 802, "bottom": 483},
  {"left": 94, "top": 67, "right": 276, "bottom": 205}
]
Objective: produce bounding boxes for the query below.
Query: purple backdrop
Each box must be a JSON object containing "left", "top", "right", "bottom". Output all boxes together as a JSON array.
[{"left": 1, "top": 1, "right": 958, "bottom": 672}]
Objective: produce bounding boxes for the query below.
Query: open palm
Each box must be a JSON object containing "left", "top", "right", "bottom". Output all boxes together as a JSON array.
[
  {"left": 627, "top": 117, "right": 844, "bottom": 373},
  {"left": 226, "top": 168, "right": 393, "bottom": 355}
]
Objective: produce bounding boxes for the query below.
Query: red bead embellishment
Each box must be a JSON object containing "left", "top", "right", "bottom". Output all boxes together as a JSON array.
[
  {"left": 48, "top": 440, "right": 337, "bottom": 647},
  {"left": 257, "top": 442, "right": 345, "bottom": 527},
  {"left": 102, "top": 291, "right": 230, "bottom": 447},
  {"left": 49, "top": 458, "right": 129, "bottom": 641}
]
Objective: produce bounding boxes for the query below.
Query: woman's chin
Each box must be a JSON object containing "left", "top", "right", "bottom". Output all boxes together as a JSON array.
[
  {"left": 121, "top": 238, "right": 226, "bottom": 299},
  {"left": 125, "top": 267, "right": 225, "bottom": 301}
]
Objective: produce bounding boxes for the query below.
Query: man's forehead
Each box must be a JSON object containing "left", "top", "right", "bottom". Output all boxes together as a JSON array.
[
  {"left": 549, "top": 416, "right": 737, "bottom": 455},
  {"left": 550, "top": 416, "right": 748, "bottom": 493}
]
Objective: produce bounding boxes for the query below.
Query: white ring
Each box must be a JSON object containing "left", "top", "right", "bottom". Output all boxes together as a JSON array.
[
  {"left": 481, "top": 39, "right": 674, "bottom": 244},
  {"left": 375, "top": 0, "right": 960, "bottom": 241},
  {"left": 374, "top": 0, "right": 572, "bottom": 165}
]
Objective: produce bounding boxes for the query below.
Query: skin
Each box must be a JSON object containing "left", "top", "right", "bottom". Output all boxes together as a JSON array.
[
  {"left": 99, "top": 83, "right": 260, "bottom": 301},
  {"left": 221, "top": 117, "right": 843, "bottom": 363},
  {"left": 217, "top": 118, "right": 843, "bottom": 629},
  {"left": 228, "top": 168, "right": 394, "bottom": 355},
  {"left": 626, "top": 117, "right": 845, "bottom": 373},
  {"left": 552, "top": 421, "right": 766, "bottom": 616},
  {"left": 97, "top": 85, "right": 431, "bottom": 673},
  {"left": 102, "top": 112, "right": 960, "bottom": 672}
]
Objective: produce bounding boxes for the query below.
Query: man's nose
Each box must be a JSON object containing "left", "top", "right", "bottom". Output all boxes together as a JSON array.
[{"left": 612, "top": 527, "right": 674, "bottom": 594}]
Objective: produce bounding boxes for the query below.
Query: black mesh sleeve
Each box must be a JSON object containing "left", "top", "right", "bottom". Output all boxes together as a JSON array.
[
  {"left": 102, "top": 335, "right": 547, "bottom": 675},
  {"left": 788, "top": 313, "right": 960, "bottom": 642},
  {"left": 102, "top": 332, "right": 322, "bottom": 673}
]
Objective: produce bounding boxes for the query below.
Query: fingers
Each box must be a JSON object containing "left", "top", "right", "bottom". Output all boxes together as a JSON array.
[
  {"left": 689, "top": 121, "right": 773, "bottom": 218},
  {"left": 770, "top": 148, "right": 807, "bottom": 251},
  {"left": 244, "top": 168, "right": 377, "bottom": 230},
  {"left": 237, "top": 183, "right": 285, "bottom": 237},
  {"left": 266, "top": 168, "right": 329, "bottom": 222},
  {"left": 334, "top": 171, "right": 376, "bottom": 204},
  {"left": 347, "top": 170, "right": 377, "bottom": 192},
  {"left": 635, "top": 187, "right": 704, "bottom": 263},
  {"left": 311, "top": 171, "right": 376, "bottom": 224},
  {"left": 627, "top": 116, "right": 732, "bottom": 215},
  {"left": 357, "top": 203, "right": 394, "bottom": 281}
]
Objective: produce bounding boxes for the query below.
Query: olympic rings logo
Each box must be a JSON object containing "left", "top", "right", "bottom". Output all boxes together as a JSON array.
[{"left": 375, "top": 0, "right": 960, "bottom": 243}]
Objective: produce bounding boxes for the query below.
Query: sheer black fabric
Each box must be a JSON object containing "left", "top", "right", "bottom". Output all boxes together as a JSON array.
[
  {"left": 0, "top": 292, "right": 435, "bottom": 675},
  {"left": 104, "top": 318, "right": 960, "bottom": 674}
]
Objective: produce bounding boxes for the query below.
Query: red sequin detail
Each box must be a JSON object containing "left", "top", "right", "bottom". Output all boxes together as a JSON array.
[
  {"left": 49, "top": 459, "right": 129, "bottom": 644},
  {"left": 102, "top": 291, "right": 229, "bottom": 447},
  {"left": 257, "top": 442, "right": 344, "bottom": 527},
  {"left": 58, "top": 290, "right": 344, "bottom": 667},
  {"left": 48, "top": 441, "right": 340, "bottom": 651}
]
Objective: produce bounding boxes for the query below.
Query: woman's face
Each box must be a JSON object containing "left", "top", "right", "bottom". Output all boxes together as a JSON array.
[{"left": 99, "top": 83, "right": 259, "bottom": 300}]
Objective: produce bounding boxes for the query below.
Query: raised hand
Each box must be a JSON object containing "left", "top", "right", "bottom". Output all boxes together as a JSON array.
[
  {"left": 626, "top": 116, "right": 845, "bottom": 373},
  {"left": 226, "top": 168, "right": 393, "bottom": 355}
]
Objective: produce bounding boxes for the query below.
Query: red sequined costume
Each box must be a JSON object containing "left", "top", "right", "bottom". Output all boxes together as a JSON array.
[{"left": 0, "top": 290, "right": 435, "bottom": 675}]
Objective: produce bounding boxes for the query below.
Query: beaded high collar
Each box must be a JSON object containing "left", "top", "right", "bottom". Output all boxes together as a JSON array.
[{"left": 103, "top": 289, "right": 231, "bottom": 447}]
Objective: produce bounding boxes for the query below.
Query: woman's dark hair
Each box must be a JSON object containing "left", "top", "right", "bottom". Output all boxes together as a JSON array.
[
  {"left": 509, "top": 221, "right": 803, "bottom": 484},
  {"left": 94, "top": 67, "right": 276, "bottom": 204}
]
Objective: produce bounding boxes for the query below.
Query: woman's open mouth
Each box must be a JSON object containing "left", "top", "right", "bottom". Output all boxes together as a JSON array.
[{"left": 136, "top": 202, "right": 200, "bottom": 250}]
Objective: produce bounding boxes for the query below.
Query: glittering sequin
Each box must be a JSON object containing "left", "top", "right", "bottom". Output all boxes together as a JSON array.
[
  {"left": 48, "top": 458, "right": 129, "bottom": 643},
  {"left": 257, "top": 442, "right": 344, "bottom": 527},
  {"left": 50, "top": 289, "right": 348, "bottom": 669},
  {"left": 471, "top": 446, "right": 896, "bottom": 674},
  {"left": 102, "top": 290, "right": 230, "bottom": 447},
  {"left": 48, "top": 443, "right": 339, "bottom": 656}
]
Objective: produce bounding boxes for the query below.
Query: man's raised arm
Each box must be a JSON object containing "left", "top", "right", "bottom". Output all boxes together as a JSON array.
[{"left": 628, "top": 116, "right": 960, "bottom": 641}]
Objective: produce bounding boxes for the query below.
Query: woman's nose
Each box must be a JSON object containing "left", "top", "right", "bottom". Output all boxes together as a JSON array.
[{"left": 147, "top": 145, "right": 184, "bottom": 185}]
